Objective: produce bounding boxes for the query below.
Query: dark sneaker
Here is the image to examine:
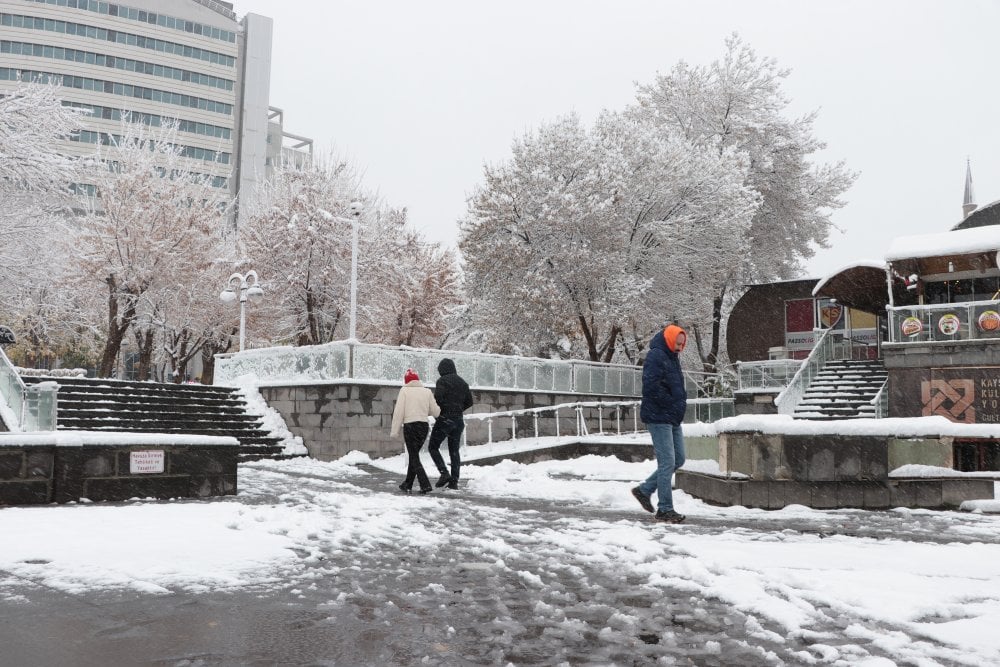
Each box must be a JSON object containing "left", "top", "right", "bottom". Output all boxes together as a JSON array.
[
  {"left": 435, "top": 473, "right": 452, "bottom": 488},
  {"left": 446, "top": 480, "right": 459, "bottom": 490},
  {"left": 653, "top": 510, "right": 685, "bottom": 524},
  {"left": 418, "top": 487, "right": 433, "bottom": 494},
  {"left": 631, "top": 487, "right": 654, "bottom": 513},
  {"left": 398, "top": 483, "right": 412, "bottom": 494}
]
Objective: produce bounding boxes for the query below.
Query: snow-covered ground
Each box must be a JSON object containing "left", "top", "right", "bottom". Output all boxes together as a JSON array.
[{"left": 2, "top": 442, "right": 1000, "bottom": 665}]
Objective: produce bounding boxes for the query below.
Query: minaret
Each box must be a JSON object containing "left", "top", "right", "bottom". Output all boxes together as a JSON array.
[{"left": 963, "top": 158, "right": 977, "bottom": 219}]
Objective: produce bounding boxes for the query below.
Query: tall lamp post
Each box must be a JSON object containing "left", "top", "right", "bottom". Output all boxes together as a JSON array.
[
  {"left": 220, "top": 269, "right": 264, "bottom": 352},
  {"left": 347, "top": 200, "right": 363, "bottom": 341}
]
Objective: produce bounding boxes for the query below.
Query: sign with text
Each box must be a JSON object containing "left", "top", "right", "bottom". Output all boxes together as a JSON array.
[
  {"left": 0, "top": 326, "right": 14, "bottom": 345},
  {"left": 130, "top": 450, "right": 165, "bottom": 474}
]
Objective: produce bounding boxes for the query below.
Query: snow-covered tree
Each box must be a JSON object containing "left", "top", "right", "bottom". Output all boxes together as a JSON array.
[
  {"left": 370, "top": 230, "right": 463, "bottom": 347},
  {"left": 63, "top": 119, "right": 231, "bottom": 377},
  {"left": 630, "top": 34, "right": 856, "bottom": 372},
  {"left": 460, "top": 35, "right": 853, "bottom": 374},
  {"left": 459, "top": 111, "right": 758, "bottom": 363},
  {"left": 240, "top": 160, "right": 463, "bottom": 348},
  {"left": 239, "top": 160, "right": 369, "bottom": 345},
  {"left": 0, "top": 79, "right": 85, "bottom": 285}
]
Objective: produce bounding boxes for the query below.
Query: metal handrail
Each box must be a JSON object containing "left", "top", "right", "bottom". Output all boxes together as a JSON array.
[
  {"left": 870, "top": 382, "right": 888, "bottom": 419},
  {"left": 774, "top": 328, "right": 836, "bottom": 415},
  {"left": 463, "top": 400, "right": 642, "bottom": 446}
]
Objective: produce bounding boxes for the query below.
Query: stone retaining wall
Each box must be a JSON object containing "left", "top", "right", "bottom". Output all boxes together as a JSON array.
[
  {"left": 258, "top": 383, "right": 637, "bottom": 461},
  {"left": 0, "top": 439, "right": 238, "bottom": 506},
  {"left": 677, "top": 470, "right": 994, "bottom": 510}
]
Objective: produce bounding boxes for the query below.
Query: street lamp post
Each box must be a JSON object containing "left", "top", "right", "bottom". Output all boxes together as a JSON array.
[
  {"left": 220, "top": 269, "right": 264, "bottom": 352},
  {"left": 347, "top": 200, "right": 362, "bottom": 341}
]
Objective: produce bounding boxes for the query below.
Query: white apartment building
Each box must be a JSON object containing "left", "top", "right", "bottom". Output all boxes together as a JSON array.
[{"left": 0, "top": 0, "right": 310, "bottom": 227}]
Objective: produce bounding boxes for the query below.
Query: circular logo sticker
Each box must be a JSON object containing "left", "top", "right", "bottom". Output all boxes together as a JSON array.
[
  {"left": 979, "top": 310, "right": 1000, "bottom": 332},
  {"left": 900, "top": 316, "right": 923, "bottom": 337},
  {"left": 938, "top": 313, "right": 960, "bottom": 335}
]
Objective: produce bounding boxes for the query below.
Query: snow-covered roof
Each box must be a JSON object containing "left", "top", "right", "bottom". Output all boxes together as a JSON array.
[
  {"left": 811, "top": 259, "right": 885, "bottom": 297},
  {"left": 886, "top": 224, "right": 1000, "bottom": 262}
]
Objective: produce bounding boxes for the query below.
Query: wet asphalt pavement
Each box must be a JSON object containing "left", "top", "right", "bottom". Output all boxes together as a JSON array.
[{"left": 0, "top": 462, "right": 994, "bottom": 667}]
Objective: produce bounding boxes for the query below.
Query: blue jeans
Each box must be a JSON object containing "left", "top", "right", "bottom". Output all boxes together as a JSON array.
[{"left": 638, "top": 423, "right": 685, "bottom": 513}]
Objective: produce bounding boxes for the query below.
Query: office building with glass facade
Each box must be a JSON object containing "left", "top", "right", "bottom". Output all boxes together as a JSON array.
[{"left": 0, "top": 0, "right": 309, "bottom": 226}]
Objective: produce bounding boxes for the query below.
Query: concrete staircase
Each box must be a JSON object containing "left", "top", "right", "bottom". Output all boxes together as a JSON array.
[
  {"left": 20, "top": 376, "right": 287, "bottom": 461},
  {"left": 793, "top": 359, "right": 888, "bottom": 420}
]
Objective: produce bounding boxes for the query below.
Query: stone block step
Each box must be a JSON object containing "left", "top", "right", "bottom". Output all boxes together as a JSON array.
[
  {"left": 57, "top": 400, "right": 250, "bottom": 415},
  {"left": 58, "top": 407, "right": 261, "bottom": 423},
  {"left": 52, "top": 389, "right": 244, "bottom": 408},
  {"left": 22, "top": 375, "right": 290, "bottom": 461}
]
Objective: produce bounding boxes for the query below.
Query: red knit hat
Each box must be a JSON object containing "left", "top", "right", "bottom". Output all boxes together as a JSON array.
[{"left": 404, "top": 368, "right": 419, "bottom": 384}]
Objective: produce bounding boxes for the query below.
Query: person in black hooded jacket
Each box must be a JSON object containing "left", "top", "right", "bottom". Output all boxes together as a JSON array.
[{"left": 428, "top": 358, "right": 474, "bottom": 489}]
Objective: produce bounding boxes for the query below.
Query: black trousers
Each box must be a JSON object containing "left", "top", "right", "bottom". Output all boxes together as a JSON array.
[
  {"left": 401, "top": 421, "right": 431, "bottom": 491},
  {"left": 428, "top": 416, "right": 465, "bottom": 481}
]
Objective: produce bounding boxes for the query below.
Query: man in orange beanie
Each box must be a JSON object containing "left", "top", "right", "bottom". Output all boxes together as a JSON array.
[{"left": 631, "top": 324, "right": 688, "bottom": 523}]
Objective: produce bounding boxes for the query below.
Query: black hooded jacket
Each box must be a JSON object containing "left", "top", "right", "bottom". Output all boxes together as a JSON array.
[{"left": 434, "top": 358, "right": 474, "bottom": 418}]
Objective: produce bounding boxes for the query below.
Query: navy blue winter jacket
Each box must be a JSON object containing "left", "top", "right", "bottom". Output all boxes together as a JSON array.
[
  {"left": 639, "top": 329, "right": 687, "bottom": 425},
  {"left": 433, "top": 358, "right": 474, "bottom": 418}
]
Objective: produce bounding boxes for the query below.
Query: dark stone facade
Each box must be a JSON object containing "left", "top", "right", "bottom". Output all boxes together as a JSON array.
[
  {"left": 885, "top": 340, "right": 1000, "bottom": 424},
  {"left": 0, "top": 442, "right": 238, "bottom": 506}
]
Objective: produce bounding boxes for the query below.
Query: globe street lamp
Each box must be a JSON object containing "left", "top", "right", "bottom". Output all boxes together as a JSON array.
[{"left": 220, "top": 269, "right": 264, "bottom": 352}]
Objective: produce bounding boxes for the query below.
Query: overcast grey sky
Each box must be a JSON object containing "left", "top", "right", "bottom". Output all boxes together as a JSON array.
[{"left": 232, "top": 0, "right": 1000, "bottom": 279}]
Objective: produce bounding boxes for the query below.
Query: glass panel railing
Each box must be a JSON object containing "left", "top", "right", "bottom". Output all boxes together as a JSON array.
[
  {"left": 215, "top": 341, "right": 647, "bottom": 396},
  {"left": 23, "top": 381, "right": 58, "bottom": 431},
  {"left": 888, "top": 300, "right": 1000, "bottom": 344},
  {"left": 0, "top": 348, "right": 26, "bottom": 430},
  {"left": 737, "top": 360, "right": 803, "bottom": 390}
]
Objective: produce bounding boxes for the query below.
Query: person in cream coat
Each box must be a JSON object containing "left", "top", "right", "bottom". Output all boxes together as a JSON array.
[{"left": 391, "top": 368, "right": 441, "bottom": 493}]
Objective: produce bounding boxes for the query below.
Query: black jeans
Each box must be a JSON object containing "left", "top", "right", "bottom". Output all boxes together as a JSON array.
[
  {"left": 401, "top": 421, "right": 431, "bottom": 491},
  {"left": 428, "top": 415, "right": 465, "bottom": 481}
]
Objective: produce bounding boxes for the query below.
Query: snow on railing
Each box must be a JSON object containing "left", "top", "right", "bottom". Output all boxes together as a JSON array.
[
  {"left": 463, "top": 400, "right": 642, "bottom": 446},
  {"left": 871, "top": 383, "right": 888, "bottom": 419},
  {"left": 0, "top": 348, "right": 26, "bottom": 431},
  {"left": 215, "top": 341, "right": 643, "bottom": 397},
  {"left": 0, "top": 352, "right": 61, "bottom": 432},
  {"left": 774, "top": 328, "right": 836, "bottom": 415},
  {"left": 736, "top": 359, "right": 802, "bottom": 390}
]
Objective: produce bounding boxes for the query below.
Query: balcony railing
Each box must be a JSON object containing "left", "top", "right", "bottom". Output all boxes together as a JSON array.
[
  {"left": 887, "top": 299, "right": 1000, "bottom": 344},
  {"left": 216, "top": 341, "right": 643, "bottom": 397}
]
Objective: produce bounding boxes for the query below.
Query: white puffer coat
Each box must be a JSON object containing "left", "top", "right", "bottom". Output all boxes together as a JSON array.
[{"left": 390, "top": 380, "right": 441, "bottom": 437}]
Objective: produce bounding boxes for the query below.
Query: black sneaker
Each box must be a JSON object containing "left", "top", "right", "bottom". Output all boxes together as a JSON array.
[
  {"left": 398, "top": 483, "right": 412, "bottom": 494},
  {"left": 446, "top": 480, "right": 459, "bottom": 490},
  {"left": 653, "top": 510, "right": 685, "bottom": 524},
  {"left": 435, "top": 473, "right": 452, "bottom": 488},
  {"left": 631, "top": 487, "right": 654, "bottom": 513},
  {"left": 419, "top": 487, "right": 433, "bottom": 494}
]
